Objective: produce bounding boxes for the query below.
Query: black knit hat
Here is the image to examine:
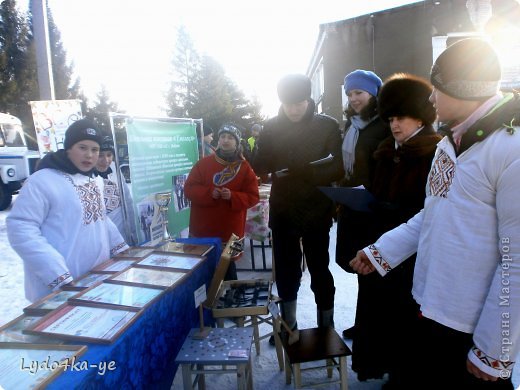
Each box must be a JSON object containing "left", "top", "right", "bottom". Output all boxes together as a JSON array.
[
  {"left": 378, "top": 73, "right": 437, "bottom": 126},
  {"left": 203, "top": 124, "right": 214, "bottom": 136},
  {"left": 277, "top": 74, "right": 312, "bottom": 104},
  {"left": 100, "top": 136, "right": 115, "bottom": 153},
  {"left": 218, "top": 123, "right": 241, "bottom": 145},
  {"left": 430, "top": 38, "right": 501, "bottom": 101},
  {"left": 63, "top": 119, "right": 103, "bottom": 150}
]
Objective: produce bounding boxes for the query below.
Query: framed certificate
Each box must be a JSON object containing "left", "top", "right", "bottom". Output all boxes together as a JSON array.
[
  {"left": 0, "top": 343, "right": 87, "bottom": 390},
  {"left": 25, "top": 303, "right": 139, "bottom": 344},
  {"left": 114, "top": 247, "right": 154, "bottom": 259},
  {"left": 24, "top": 290, "right": 79, "bottom": 316},
  {"left": 0, "top": 315, "right": 63, "bottom": 344},
  {"left": 136, "top": 252, "right": 203, "bottom": 271},
  {"left": 155, "top": 242, "right": 213, "bottom": 257},
  {"left": 106, "top": 267, "right": 187, "bottom": 289},
  {"left": 61, "top": 272, "right": 112, "bottom": 291},
  {"left": 92, "top": 259, "right": 136, "bottom": 274},
  {"left": 69, "top": 282, "right": 164, "bottom": 310}
]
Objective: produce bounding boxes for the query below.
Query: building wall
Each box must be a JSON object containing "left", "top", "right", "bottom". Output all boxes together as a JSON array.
[{"left": 311, "top": 0, "right": 473, "bottom": 125}]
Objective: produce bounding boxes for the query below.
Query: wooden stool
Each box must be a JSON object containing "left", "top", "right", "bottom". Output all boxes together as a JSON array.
[
  {"left": 281, "top": 327, "right": 352, "bottom": 389},
  {"left": 211, "top": 281, "right": 284, "bottom": 371},
  {"left": 175, "top": 327, "right": 254, "bottom": 390}
]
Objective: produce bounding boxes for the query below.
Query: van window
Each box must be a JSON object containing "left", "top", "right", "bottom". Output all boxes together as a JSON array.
[{"left": 4, "top": 124, "right": 25, "bottom": 146}]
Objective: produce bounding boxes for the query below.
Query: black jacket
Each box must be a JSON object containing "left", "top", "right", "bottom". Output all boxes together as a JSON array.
[{"left": 253, "top": 100, "right": 344, "bottom": 232}]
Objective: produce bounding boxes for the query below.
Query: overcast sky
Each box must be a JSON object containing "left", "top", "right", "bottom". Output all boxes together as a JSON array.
[{"left": 31, "top": 0, "right": 421, "bottom": 118}]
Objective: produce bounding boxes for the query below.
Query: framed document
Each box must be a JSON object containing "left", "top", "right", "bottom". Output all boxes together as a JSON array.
[
  {"left": 155, "top": 242, "right": 213, "bottom": 257},
  {"left": 114, "top": 247, "right": 154, "bottom": 259},
  {"left": 25, "top": 303, "right": 138, "bottom": 344},
  {"left": 136, "top": 252, "right": 203, "bottom": 271},
  {"left": 24, "top": 290, "right": 79, "bottom": 316},
  {"left": 0, "top": 343, "right": 87, "bottom": 390},
  {"left": 69, "top": 282, "right": 163, "bottom": 310},
  {"left": 106, "top": 267, "right": 187, "bottom": 289},
  {"left": 61, "top": 272, "right": 112, "bottom": 291},
  {"left": 0, "top": 315, "right": 63, "bottom": 344},
  {"left": 92, "top": 259, "right": 136, "bottom": 274}
]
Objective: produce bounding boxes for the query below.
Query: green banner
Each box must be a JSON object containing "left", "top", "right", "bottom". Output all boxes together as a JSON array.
[{"left": 126, "top": 118, "right": 198, "bottom": 244}]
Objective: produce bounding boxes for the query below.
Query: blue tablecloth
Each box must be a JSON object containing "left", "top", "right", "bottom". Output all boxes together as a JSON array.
[{"left": 48, "top": 237, "right": 221, "bottom": 390}]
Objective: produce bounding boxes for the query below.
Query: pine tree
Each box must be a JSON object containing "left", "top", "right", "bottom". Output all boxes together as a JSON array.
[
  {"left": 0, "top": 0, "right": 39, "bottom": 148},
  {"left": 87, "top": 85, "right": 122, "bottom": 135},
  {"left": 165, "top": 26, "right": 201, "bottom": 118},
  {"left": 165, "top": 27, "right": 265, "bottom": 132},
  {"left": 46, "top": 6, "right": 74, "bottom": 99}
]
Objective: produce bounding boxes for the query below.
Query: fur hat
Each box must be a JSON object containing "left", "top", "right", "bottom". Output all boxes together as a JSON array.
[
  {"left": 64, "top": 119, "right": 103, "bottom": 150},
  {"left": 218, "top": 124, "right": 241, "bottom": 145},
  {"left": 378, "top": 73, "right": 437, "bottom": 126},
  {"left": 344, "top": 69, "right": 382, "bottom": 97},
  {"left": 277, "top": 74, "right": 312, "bottom": 104},
  {"left": 430, "top": 38, "right": 501, "bottom": 100},
  {"left": 100, "top": 136, "right": 115, "bottom": 153}
]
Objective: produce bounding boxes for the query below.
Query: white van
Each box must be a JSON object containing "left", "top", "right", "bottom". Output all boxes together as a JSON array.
[{"left": 0, "top": 113, "right": 40, "bottom": 210}]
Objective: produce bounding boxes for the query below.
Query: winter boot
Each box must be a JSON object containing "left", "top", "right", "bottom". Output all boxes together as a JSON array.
[
  {"left": 317, "top": 308, "right": 334, "bottom": 328},
  {"left": 269, "top": 300, "right": 297, "bottom": 346},
  {"left": 280, "top": 300, "right": 298, "bottom": 331}
]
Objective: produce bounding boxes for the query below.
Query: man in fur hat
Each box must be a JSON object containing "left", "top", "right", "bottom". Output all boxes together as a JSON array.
[
  {"left": 253, "top": 74, "right": 344, "bottom": 331},
  {"left": 350, "top": 38, "right": 518, "bottom": 388}
]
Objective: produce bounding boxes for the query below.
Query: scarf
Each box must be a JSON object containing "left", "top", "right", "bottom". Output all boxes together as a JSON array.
[
  {"left": 342, "top": 115, "right": 373, "bottom": 178},
  {"left": 95, "top": 166, "right": 113, "bottom": 179},
  {"left": 36, "top": 149, "right": 95, "bottom": 177},
  {"left": 213, "top": 153, "right": 242, "bottom": 186},
  {"left": 451, "top": 93, "right": 503, "bottom": 148}
]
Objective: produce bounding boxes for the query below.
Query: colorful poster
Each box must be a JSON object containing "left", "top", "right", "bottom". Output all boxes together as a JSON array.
[
  {"left": 126, "top": 118, "right": 198, "bottom": 244},
  {"left": 28, "top": 100, "right": 83, "bottom": 155}
]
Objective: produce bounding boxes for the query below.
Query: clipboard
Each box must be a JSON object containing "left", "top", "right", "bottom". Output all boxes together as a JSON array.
[{"left": 319, "top": 186, "right": 375, "bottom": 212}]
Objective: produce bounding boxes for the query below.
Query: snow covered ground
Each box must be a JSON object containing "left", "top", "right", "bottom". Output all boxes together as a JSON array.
[{"left": 1, "top": 201, "right": 518, "bottom": 389}]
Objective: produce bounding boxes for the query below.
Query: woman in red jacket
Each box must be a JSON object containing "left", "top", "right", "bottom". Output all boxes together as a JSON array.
[{"left": 185, "top": 124, "right": 259, "bottom": 279}]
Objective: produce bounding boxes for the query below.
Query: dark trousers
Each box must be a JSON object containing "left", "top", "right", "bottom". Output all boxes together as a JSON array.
[
  {"left": 271, "top": 224, "right": 335, "bottom": 310},
  {"left": 398, "top": 314, "right": 514, "bottom": 389}
]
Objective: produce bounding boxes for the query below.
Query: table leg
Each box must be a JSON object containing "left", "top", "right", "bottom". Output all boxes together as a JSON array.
[
  {"left": 181, "top": 364, "right": 192, "bottom": 390},
  {"left": 340, "top": 356, "right": 348, "bottom": 390},
  {"left": 237, "top": 363, "right": 247, "bottom": 390},
  {"left": 251, "top": 315, "right": 260, "bottom": 355}
]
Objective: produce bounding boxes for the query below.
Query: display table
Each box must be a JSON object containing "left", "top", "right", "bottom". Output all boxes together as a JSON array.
[{"left": 48, "top": 237, "right": 221, "bottom": 390}]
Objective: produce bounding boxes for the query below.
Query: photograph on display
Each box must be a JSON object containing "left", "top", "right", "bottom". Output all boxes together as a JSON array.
[
  {"left": 70, "top": 282, "right": 163, "bottom": 310},
  {"left": 92, "top": 259, "right": 136, "bottom": 274},
  {"left": 115, "top": 246, "right": 154, "bottom": 259},
  {"left": 0, "top": 343, "right": 87, "bottom": 390},
  {"left": 24, "top": 290, "right": 79, "bottom": 316},
  {"left": 172, "top": 174, "right": 190, "bottom": 212},
  {"left": 137, "top": 201, "right": 156, "bottom": 243},
  {"left": 0, "top": 315, "right": 63, "bottom": 344},
  {"left": 137, "top": 252, "right": 203, "bottom": 271},
  {"left": 107, "top": 267, "right": 187, "bottom": 289},
  {"left": 26, "top": 304, "right": 138, "bottom": 344},
  {"left": 155, "top": 242, "right": 213, "bottom": 257},
  {"left": 61, "top": 272, "right": 112, "bottom": 291}
]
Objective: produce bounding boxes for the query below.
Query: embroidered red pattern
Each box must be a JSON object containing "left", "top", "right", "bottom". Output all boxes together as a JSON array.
[
  {"left": 48, "top": 272, "right": 71, "bottom": 289},
  {"left": 428, "top": 150, "right": 455, "bottom": 198},
  {"left": 471, "top": 346, "right": 514, "bottom": 371},
  {"left": 368, "top": 244, "right": 392, "bottom": 273}
]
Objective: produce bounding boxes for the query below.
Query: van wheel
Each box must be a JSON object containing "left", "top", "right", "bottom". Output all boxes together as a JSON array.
[{"left": 0, "top": 184, "right": 13, "bottom": 211}]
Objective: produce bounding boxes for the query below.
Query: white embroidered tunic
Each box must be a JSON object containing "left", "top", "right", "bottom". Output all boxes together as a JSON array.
[
  {"left": 363, "top": 126, "right": 520, "bottom": 377},
  {"left": 7, "top": 169, "right": 128, "bottom": 301}
]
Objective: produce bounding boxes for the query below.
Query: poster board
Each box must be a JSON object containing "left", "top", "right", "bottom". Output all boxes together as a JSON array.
[
  {"left": 123, "top": 117, "right": 199, "bottom": 244},
  {"left": 29, "top": 100, "right": 82, "bottom": 155}
]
